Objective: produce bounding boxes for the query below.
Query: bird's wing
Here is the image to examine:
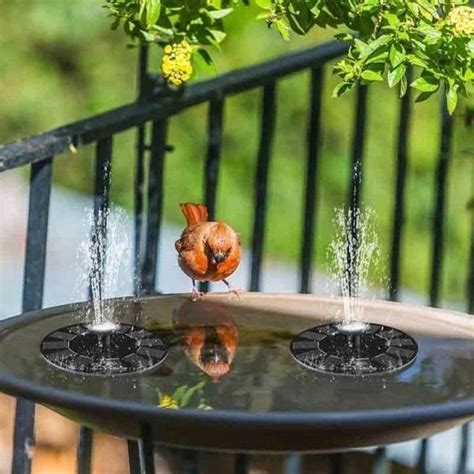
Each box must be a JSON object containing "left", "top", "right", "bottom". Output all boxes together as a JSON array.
[
  {"left": 179, "top": 228, "right": 193, "bottom": 249},
  {"left": 175, "top": 227, "right": 196, "bottom": 254},
  {"left": 176, "top": 224, "right": 212, "bottom": 277}
]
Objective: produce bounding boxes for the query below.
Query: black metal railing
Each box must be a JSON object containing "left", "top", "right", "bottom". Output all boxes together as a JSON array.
[{"left": 0, "top": 40, "right": 472, "bottom": 474}]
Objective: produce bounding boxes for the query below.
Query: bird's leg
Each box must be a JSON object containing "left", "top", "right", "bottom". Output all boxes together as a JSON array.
[
  {"left": 191, "top": 279, "right": 204, "bottom": 302},
  {"left": 222, "top": 279, "right": 242, "bottom": 300}
]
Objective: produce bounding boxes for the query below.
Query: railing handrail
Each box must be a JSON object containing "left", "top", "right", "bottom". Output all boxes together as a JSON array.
[{"left": 0, "top": 41, "right": 347, "bottom": 172}]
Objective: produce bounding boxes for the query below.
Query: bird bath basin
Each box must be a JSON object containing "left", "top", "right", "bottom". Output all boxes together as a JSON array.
[{"left": 0, "top": 293, "right": 472, "bottom": 453}]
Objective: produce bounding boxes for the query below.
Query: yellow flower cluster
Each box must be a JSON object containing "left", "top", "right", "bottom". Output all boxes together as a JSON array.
[
  {"left": 158, "top": 394, "right": 179, "bottom": 409},
  {"left": 161, "top": 41, "right": 193, "bottom": 86},
  {"left": 447, "top": 6, "right": 474, "bottom": 36}
]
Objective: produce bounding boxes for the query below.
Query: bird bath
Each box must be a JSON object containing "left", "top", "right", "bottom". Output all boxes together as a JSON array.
[{"left": 0, "top": 293, "right": 472, "bottom": 453}]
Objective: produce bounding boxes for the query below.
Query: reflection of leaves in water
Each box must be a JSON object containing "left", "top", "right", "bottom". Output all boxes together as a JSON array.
[{"left": 157, "top": 381, "right": 212, "bottom": 410}]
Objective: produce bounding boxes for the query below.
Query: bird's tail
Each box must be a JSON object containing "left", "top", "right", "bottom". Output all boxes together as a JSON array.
[{"left": 180, "top": 202, "right": 209, "bottom": 225}]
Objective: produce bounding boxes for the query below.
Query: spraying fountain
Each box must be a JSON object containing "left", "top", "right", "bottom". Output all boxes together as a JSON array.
[
  {"left": 41, "top": 180, "right": 168, "bottom": 376},
  {"left": 291, "top": 207, "right": 418, "bottom": 375}
]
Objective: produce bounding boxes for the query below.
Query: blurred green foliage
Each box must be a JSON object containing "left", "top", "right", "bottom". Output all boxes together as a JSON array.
[
  {"left": 105, "top": 1, "right": 473, "bottom": 112},
  {"left": 0, "top": 1, "right": 472, "bottom": 303}
]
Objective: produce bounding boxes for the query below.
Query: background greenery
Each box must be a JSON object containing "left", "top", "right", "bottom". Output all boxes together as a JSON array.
[{"left": 1, "top": 1, "right": 472, "bottom": 304}]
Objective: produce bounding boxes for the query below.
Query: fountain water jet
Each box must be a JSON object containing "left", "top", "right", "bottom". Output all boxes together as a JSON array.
[
  {"left": 77, "top": 205, "right": 131, "bottom": 331},
  {"left": 291, "top": 205, "right": 418, "bottom": 375},
  {"left": 328, "top": 207, "right": 380, "bottom": 332}
]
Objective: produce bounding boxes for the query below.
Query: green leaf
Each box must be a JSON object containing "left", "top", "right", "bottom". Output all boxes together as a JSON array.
[
  {"left": 400, "top": 75, "right": 408, "bottom": 97},
  {"left": 406, "top": 54, "right": 428, "bottom": 69},
  {"left": 359, "top": 35, "right": 391, "bottom": 62},
  {"left": 314, "top": 10, "right": 339, "bottom": 28},
  {"left": 468, "top": 40, "right": 474, "bottom": 55},
  {"left": 332, "top": 81, "right": 355, "bottom": 98},
  {"left": 407, "top": 2, "right": 419, "bottom": 17},
  {"left": 365, "top": 47, "right": 388, "bottom": 65},
  {"left": 417, "top": 25, "right": 442, "bottom": 44},
  {"left": 418, "top": 0, "right": 439, "bottom": 19},
  {"left": 146, "top": 0, "right": 160, "bottom": 27},
  {"left": 388, "top": 64, "right": 406, "bottom": 88},
  {"left": 193, "top": 48, "right": 216, "bottom": 75},
  {"left": 446, "top": 84, "right": 458, "bottom": 114},
  {"left": 286, "top": 2, "right": 314, "bottom": 35},
  {"left": 365, "top": 38, "right": 391, "bottom": 65},
  {"left": 309, "top": 4, "right": 320, "bottom": 16},
  {"left": 415, "top": 90, "right": 437, "bottom": 103},
  {"left": 361, "top": 69, "right": 383, "bottom": 81},
  {"left": 412, "top": 40, "right": 429, "bottom": 59},
  {"left": 370, "top": 36, "right": 392, "bottom": 50},
  {"left": 140, "top": 30, "right": 156, "bottom": 42},
  {"left": 384, "top": 12, "right": 399, "bottom": 27},
  {"left": 197, "top": 48, "right": 213, "bottom": 65},
  {"left": 207, "top": 8, "right": 233, "bottom": 20},
  {"left": 139, "top": 1, "right": 147, "bottom": 24},
  {"left": 358, "top": 12, "right": 375, "bottom": 36},
  {"left": 389, "top": 43, "right": 405, "bottom": 68},
  {"left": 275, "top": 19, "right": 290, "bottom": 40},
  {"left": 398, "top": 31, "right": 409, "bottom": 41},
  {"left": 208, "top": 28, "right": 226, "bottom": 43},
  {"left": 354, "top": 38, "right": 369, "bottom": 59},
  {"left": 411, "top": 75, "right": 439, "bottom": 92},
  {"left": 334, "top": 32, "right": 353, "bottom": 44},
  {"left": 255, "top": 0, "right": 271, "bottom": 8}
]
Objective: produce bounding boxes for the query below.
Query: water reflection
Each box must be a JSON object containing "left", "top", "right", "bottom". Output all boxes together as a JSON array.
[
  {"left": 173, "top": 300, "right": 239, "bottom": 383},
  {"left": 158, "top": 380, "right": 212, "bottom": 410}
]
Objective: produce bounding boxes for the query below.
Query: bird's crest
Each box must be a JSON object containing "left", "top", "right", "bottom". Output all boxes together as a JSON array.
[{"left": 180, "top": 202, "right": 209, "bottom": 226}]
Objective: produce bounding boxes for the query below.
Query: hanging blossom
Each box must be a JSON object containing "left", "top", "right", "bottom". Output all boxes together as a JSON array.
[
  {"left": 447, "top": 5, "right": 474, "bottom": 36},
  {"left": 161, "top": 41, "right": 193, "bottom": 87}
]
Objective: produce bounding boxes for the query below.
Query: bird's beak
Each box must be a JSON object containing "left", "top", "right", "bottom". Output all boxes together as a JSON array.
[{"left": 212, "top": 252, "right": 225, "bottom": 264}]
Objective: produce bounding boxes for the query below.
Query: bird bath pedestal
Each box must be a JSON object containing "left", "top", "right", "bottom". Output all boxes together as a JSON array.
[{"left": 0, "top": 294, "right": 472, "bottom": 453}]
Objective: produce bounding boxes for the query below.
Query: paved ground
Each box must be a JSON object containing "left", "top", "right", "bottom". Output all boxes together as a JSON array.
[{"left": 0, "top": 172, "right": 471, "bottom": 473}]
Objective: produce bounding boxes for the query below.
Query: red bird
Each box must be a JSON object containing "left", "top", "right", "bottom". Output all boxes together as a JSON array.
[{"left": 175, "top": 203, "right": 241, "bottom": 301}]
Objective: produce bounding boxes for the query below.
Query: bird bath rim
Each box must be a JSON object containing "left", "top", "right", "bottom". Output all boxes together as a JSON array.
[{"left": 0, "top": 293, "right": 472, "bottom": 452}]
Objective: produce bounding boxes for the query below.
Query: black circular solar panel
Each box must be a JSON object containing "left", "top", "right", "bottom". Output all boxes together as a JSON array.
[
  {"left": 290, "top": 323, "right": 417, "bottom": 375},
  {"left": 41, "top": 323, "right": 167, "bottom": 375}
]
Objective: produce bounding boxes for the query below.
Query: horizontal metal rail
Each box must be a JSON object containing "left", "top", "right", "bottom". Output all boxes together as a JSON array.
[{"left": 0, "top": 41, "right": 347, "bottom": 172}]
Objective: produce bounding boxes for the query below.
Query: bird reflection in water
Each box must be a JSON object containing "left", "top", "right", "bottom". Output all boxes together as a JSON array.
[{"left": 173, "top": 299, "right": 239, "bottom": 382}]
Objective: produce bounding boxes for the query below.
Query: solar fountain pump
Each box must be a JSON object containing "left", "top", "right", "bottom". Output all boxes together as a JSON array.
[
  {"left": 290, "top": 320, "right": 418, "bottom": 375},
  {"left": 40, "top": 321, "right": 168, "bottom": 375},
  {"left": 291, "top": 206, "right": 418, "bottom": 375},
  {"left": 40, "top": 199, "right": 168, "bottom": 376}
]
